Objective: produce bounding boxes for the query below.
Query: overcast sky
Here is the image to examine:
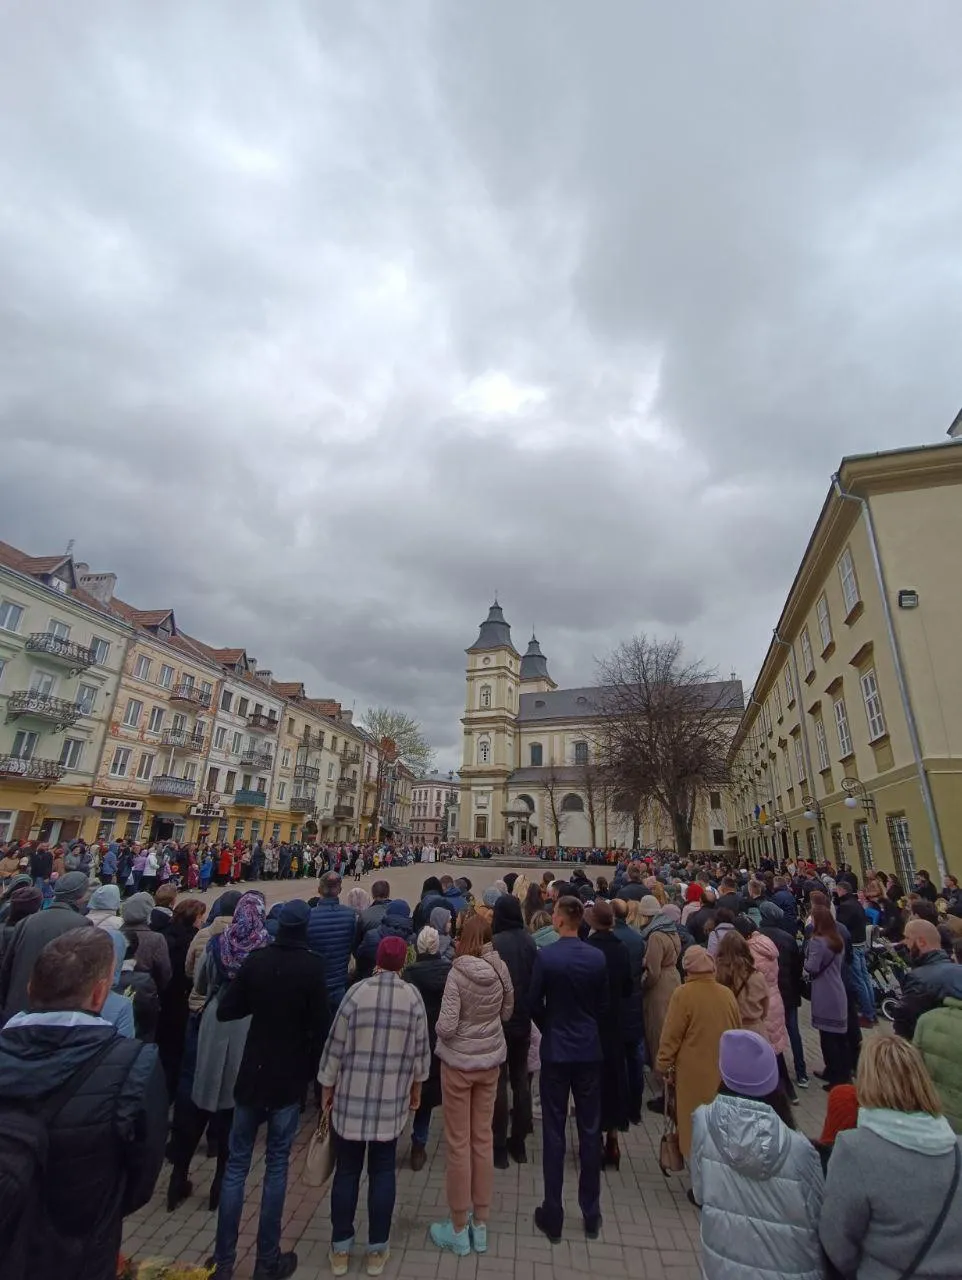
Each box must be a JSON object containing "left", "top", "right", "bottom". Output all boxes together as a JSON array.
[{"left": 2, "top": 2, "right": 961, "bottom": 771}]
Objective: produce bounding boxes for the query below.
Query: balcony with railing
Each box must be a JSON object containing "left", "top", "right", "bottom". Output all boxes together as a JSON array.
[
  {"left": 161, "top": 728, "right": 205, "bottom": 752},
  {"left": 301, "top": 730, "right": 325, "bottom": 750},
  {"left": 6, "top": 691, "right": 82, "bottom": 728},
  {"left": 294, "top": 763, "right": 320, "bottom": 784},
  {"left": 247, "top": 711, "right": 280, "bottom": 732},
  {"left": 341, "top": 748, "right": 361, "bottom": 764},
  {"left": 289, "top": 788, "right": 317, "bottom": 812},
  {"left": 337, "top": 775, "right": 357, "bottom": 793},
  {"left": 0, "top": 754, "right": 65, "bottom": 782},
  {"left": 169, "top": 682, "right": 212, "bottom": 709},
  {"left": 333, "top": 803, "right": 354, "bottom": 819},
  {"left": 234, "top": 788, "right": 267, "bottom": 807},
  {"left": 150, "top": 775, "right": 197, "bottom": 798},
  {"left": 25, "top": 633, "right": 97, "bottom": 672},
  {"left": 240, "top": 747, "right": 273, "bottom": 769}
]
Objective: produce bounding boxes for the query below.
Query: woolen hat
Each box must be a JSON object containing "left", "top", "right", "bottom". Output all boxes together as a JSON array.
[
  {"left": 719, "top": 1029, "right": 779, "bottom": 1098},
  {"left": 416, "top": 925, "right": 440, "bottom": 956},
  {"left": 376, "top": 935, "right": 408, "bottom": 972},
  {"left": 121, "top": 891, "right": 154, "bottom": 927},
  {"left": 385, "top": 899, "right": 411, "bottom": 918},
  {"left": 820, "top": 1084, "right": 859, "bottom": 1144},
  {"left": 638, "top": 895, "right": 661, "bottom": 916},
  {"left": 53, "top": 871, "right": 89, "bottom": 904},
  {"left": 682, "top": 945, "right": 715, "bottom": 975},
  {"left": 276, "top": 899, "right": 310, "bottom": 944},
  {"left": 88, "top": 883, "right": 121, "bottom": 912}
]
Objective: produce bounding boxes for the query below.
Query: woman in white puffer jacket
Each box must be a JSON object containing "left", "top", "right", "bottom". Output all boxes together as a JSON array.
[{"left": 690, "top": 1030, "right": 824, "bottom": 1280}]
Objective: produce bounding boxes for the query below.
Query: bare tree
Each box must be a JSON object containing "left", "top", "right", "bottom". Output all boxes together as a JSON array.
[
  {"left": 360, "top": 707, "right": 433, "bottom": 841},
  {"left": 595, "top": 635, "right": 738, "bottom": 856},
  {"left": 542, "top": 765, "right": 567, "bottom": 847},
  {"left": 578, "top": 759, "right": 604, "bottom": 847}
]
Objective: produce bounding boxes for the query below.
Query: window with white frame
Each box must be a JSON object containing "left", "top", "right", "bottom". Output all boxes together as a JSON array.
[
  {"left": 90, "top": 636, "right": 110, "bottom": 665},
  {"left": 12, "top": 730, "right": 38, "bottom": 760},
  {"left": 816, "top": 594, "right": 833, "bottom": 651},
  {"left": 49, "top": 619, "right": 70, "bottom": 640},
  {"left": 122, "top": 698, "right": 143, "bottom": 728},
  {"left": 800, "top": 627, "right": 814, "bottom": 676},
  {"left": 220, "top": 688, "right": 233, "bottom": 712},
  {"left": 793, "top": 735, "right": 806, "bottom": 783},
  {"left": 814, "top": 717, "right": 830, "bottom": 771},
  {"left": 783, "top": 747, "right": 793, "bottom": 788},
  {"left": 282, "top": 748, "right": 291, "bottom": 768},
  {"left": 0, "top": 601, "right": 24, "bottom": 633},
  {"left": 324, "top": 791, "right": 331, "bottom": 808},
  {"left": 147, "top": 706, "right": 164, "bottom": 733},
  {"left": 277, "top": 781, "right": 287, "bottom": 801},
  {"left": 0, "top": 810, "right": 13, "bottom": 842},
  {"left": 109, "top": 747, "right": 131, "bottom": 777},
  {"left": 214, "top": 726, "right": 227, "bottom": 750},
  {"left": 183, "top": 761, "right": 198, "bottom": 781},
  {"left": 171, "top": 712, "right": 187, "bottom": 733},
  {"left": 231, "top": 731, "right": 242, "bottom": 755},
  {"left": 838, "top": 547, "right": 860, "bottom": 616},
  {"left": 77, "top": 683, "right": 97, "bottom": 715},
  {"left": 763, "top": 701, "right": 772, "bottom": 735},
  {"left": 136, "top": 752, "right": 154, "bottom": 781},
  {"left": 158, "top": 664, "right": 174, "bottom": 689},
  {"left": 206, "top": 766, "right": 220, "bottom": 791},
  {"left": 784, "top": 664, "right": 794, "bottom": 705},
  {"left": 834, "top": 697, "right": 853, "bottom": 757},
  {"left": 59, "top": 738, "right": 84, "bottom": 770},
  {"left": 200, "top": 681, "right": 213, "bottom": 703},
  {"left": 134, "top": 654, "right": 151, "bottom": 681},
  {"left": 860, "top": 667, "right": 887, "bottom": 741},
  {"left": 773, "top": 683, "right": 782, "bottom": 720},
  {"left": 29, "top": 671, "right": 55, "bottom": 696}
]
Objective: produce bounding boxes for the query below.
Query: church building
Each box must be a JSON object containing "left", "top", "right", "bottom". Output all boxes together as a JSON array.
[{"left": 458, "top": 601, "right": 741, "bottom": 852}]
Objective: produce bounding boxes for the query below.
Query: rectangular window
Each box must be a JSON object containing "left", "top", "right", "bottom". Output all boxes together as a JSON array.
[
  {"left": 814, "top": 718, "right": 830, "bottom": 771},
  {"left": 220, "top": 688, "right": 233, "bottom": 712},
  {"left": 712, "top": 828, "right": 725, "bottom": 848},
  {"left": 272, "top": 823, "right": 281, "bottom": 840},
  {"left": 158, "top": 664, "right": 174, "bottom": 689},
  {"left": 288, "top": 717, "right": 295, "bottom": 734},
  {"left": 277, "top": 781, "right": 287, "bottom": 801},
  {"left": 109, "top": 747, "right": 131, "bottom": 777},
  {"left": 200, "top": 682, "right": 213, "bottom": 704},
  {"left": 573, "top": 741, "right": 588, "bottom": 765},
  {"left": 793, "top": 735, "right": 806, "bottom": 783},
  {"left": 784, "top": 664, "right": 794, "bottom": 705},
  {"left": 237, "top": 697, "right": 249, "bottom": 718},
  {"left": 763, "top": 701, "right": 773, "bottom": 736},
  {"left": 806, "top": 827, "right": 820, "bottom": 859},
  {"left": 783, "top": 747, "right": 793, "bottom": 789},
  {"left": 231, "top": 732, "right": 242, "bottom": 755},
  {"left": 282, "top": 749, "right": 291, "bottom": 768},
  {"left": 180, "top": 674, "right": 195, "bottom": 692},
  {"left": 855, "top": 819, "right": 875, "bottom": 877},
  {"left": 90, "top": 636, "right": 110, "bottom": 666},
  {"left": 834, "top": 697, "right": 853, "bottom": 757},
  {"left": 0, "top": 811, "right": 13, "bottom": 843},
  {"left": 831, "top": 823, "right": 844, "bottom": 862},
  {"left": 773, "top": 683, "right": 782, "bottom": 720},
  {"left": 0, "top": 601, "right": 24, "bottom": 633},
  {"left": 838, "top": 547, "right": 860, "bottom": 616},
  {"left": 214, "top": 726, "right": 227, "bottom": 750},
  {"left": 328, "top": 763, "right": 335, "bottom": 780},
  {"left": 0, "top": 656, "right": 5, "bottom": 686},
  {"left": 136, "top": 752, "right": 154, "bottom": 781},
  {"left": 122, "top": 698, "right": 143, "bottom": 728},
  {"left": 800, "top": 627, "right": 814, "bottom": 676},
  {"left": 860, "top": 668, "right": 887, "bottom": 741},
  {"left": 206, "top": 766, "right": 220, "bottom": 791},
  {"left": 134, "top": 654, "right": 151, "bottom": 681},
  {"left": 530, "top": 743, "right": 543, "bottom": 767},
  {"left": 147, "top": 706, "right": 164, "bottom": 733},
  {"left": 171, "top": 712, "right": 187, "bottom": 733},
  {"left": 49, "top": 619, "right": 71, "bottom": 640},
  {"left": 77, "top": 683, "right": 97, "bottom": 715},
  {"left": 475, "top": 815, "right": 488, "bottom": 840},
  {"left": 887, "top": 814, "right": 916, "bottom": 885},
  {"left": 29, "top": 671, "right": 55, "bottom": 696},
  {"left": 225, "top": 770, "right": 237, "bottom": 793},
  {"left": 12, "top": 730, "right": 39, "bottom": 760},
  {"left": 183, "top": 761, "right": 198, "bottom": 781},
  {"left": 709, "top": 791, "right": 722, "bottom": 811},
  {"left": 233, "top": 821, "right": 246, "bottom": 842},
  {"left": 59, "top": 738, "right": 84, "bottom": 770},
  {"left": 816, "top": 593, "right": 833, "bottom": 652},
  {"left": 257, "top": 776, "right": 267, "bottom": 792},
  {"left": 324, "top": 791, "right": 331, "bottom": 808}
]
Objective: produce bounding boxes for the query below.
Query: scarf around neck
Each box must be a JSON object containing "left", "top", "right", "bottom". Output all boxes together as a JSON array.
[{"left": 858, "top": 1107, "right": 956, "bottom": 1156}]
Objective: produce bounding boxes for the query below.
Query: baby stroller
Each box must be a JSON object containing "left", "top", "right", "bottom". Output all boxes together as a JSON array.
[{"left": 865, "top": 931, "right": 908, "bottom": 1022}]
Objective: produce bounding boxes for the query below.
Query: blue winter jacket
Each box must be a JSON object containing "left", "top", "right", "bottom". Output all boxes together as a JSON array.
[{"left": 306, "top": 898, "right": 359, "bottom": 1008}]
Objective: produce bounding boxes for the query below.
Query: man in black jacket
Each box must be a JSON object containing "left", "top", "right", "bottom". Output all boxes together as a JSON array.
[
  {"left": 0, "top": 926, "right": 167, "bottom": 1280},
  {"left": 491, "top": 894, "right": 537, "bottom": 1166},
  {"left": 210, "top": 899, "right": 330, "bottom": 1280},
  {"left": 611, "top": 899, "right": 646, "bottom": 1122},
  {"left": 757, "top": 901, "right": 808, "bottom": 1086},
  {"left": 893, "top": 918, "right": 962, "bottom": 1040}
]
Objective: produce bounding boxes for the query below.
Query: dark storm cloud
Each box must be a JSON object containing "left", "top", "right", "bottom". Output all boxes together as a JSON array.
[{"left": 2, "top": 0, "right": 961, "bottom": 770}]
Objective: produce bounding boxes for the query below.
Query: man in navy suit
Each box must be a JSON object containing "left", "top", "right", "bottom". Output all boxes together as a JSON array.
[{"left": 530, "top": 894, "right": 609, "bottom": 1243}]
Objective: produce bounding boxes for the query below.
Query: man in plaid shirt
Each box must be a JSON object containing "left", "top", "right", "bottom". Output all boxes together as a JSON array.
[{"left": 319, "top": 934, "right": 431, "bottom": 1277}]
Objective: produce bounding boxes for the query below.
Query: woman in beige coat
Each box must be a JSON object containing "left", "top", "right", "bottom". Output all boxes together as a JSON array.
[
  {"left": 431, "top": 914, "right": 513, "bottom": 1257},
  {"left": 639, "top": 897, "right": 682, "bottom": 1108},
  {"left": 656, "top": 946, "right": 741, "bottom": 1158}
]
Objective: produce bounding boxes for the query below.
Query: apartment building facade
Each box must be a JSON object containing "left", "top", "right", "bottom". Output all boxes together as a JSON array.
[
  {"left": 411, "top": 771, "right": 459, "bottom": 845},
  {"left": 0, "top": 547, "right": 131, "bottom": 845},
  {"left": 727, "top": 441, "right": 962, "bottom": 883}
]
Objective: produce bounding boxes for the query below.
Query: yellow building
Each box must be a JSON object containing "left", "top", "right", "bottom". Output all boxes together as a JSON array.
[
  {"left": 0, "top": 545, "right": 132, "bottom": 843},
  {"left": 727, "top": 440, "right": 962, "bottom": 883},
  {"left": 459, "top": 603, "right": 741, "bottom": 851}
]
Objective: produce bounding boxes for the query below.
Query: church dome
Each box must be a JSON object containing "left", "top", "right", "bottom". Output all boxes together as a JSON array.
[
  {"left": 468, "top": 600, "right": 517, "bottom": 653},
  {"left": 520, "top": 633, "right": 551, "bottom": 681}
]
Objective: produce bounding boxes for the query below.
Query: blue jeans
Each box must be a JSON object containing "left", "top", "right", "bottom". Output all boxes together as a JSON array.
[
  {"left": 214, "top": 1102, "right": 301, "bottom": 1271},
  {"left": 785, "top": 1005, "right": 808, "bottom": 1080},
  {"left": 850, "top": 944, "right": 876, "bottom": 1021},
  {"left": 330, "top": 1133, "right": 398, "bottom": 1253},
  {"left": 411, "top": 1103, "right": 432, "bottom": 1147}
]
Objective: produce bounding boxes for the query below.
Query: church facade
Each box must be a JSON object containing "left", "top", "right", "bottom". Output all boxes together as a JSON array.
[{"left": 458, "top": 601, "right": 742, "bottom": 852}]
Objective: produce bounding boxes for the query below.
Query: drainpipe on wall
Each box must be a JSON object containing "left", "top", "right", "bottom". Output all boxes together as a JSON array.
[{"left": 831, "top": 473, "right": 947, "bottom": 880}]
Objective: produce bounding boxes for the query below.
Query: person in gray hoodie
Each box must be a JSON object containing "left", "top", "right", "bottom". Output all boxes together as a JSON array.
[{"left": 0, "top": 871, "right": 92, "bottom": 1018}]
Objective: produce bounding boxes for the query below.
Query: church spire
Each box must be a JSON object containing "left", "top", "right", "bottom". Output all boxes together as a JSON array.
[
  {"left": 519, "top": 632, "right": 551, "bottom": 682},
  {"left": 467, "top": 600, "right": 518, "bottom": 654}
]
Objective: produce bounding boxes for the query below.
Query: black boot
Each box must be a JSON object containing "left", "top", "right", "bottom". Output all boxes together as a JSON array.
[
  {"left": 507, "top": 1136, "right": 527, "bottom": 1164},
  {"left": 166, "top": 1168, "right": 192, "bottom": 1212},
  {"left": 493, "top": 1146, "right": 510, "bottom": 1170}
]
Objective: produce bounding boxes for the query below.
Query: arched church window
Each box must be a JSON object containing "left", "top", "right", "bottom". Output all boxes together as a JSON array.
[
  {"left": 480, "top": 684, "right": 492, "bottom": 709},
  {"left": 561, "top": 793, "right": 584, "bottom": 813},
  {"left": 529, "top": 742, "right": 543, "bottom": 767},
  {"left": 478, "top": 738, "right": 491, "bottom": 765},
  {"left": 516, "top": 794, "right": 535, "bottom": 812}
]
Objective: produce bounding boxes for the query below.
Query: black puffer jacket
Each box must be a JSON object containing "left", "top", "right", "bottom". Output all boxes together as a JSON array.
[
  {"left": 492, "top": 896, "right": 537, "bottom": 1040},
  {"left": 0, "top": 1014, "right": 167, "bottom": 1280},
  {"left": 404, "top": 952, "right": 451, "bottom": 1107}
]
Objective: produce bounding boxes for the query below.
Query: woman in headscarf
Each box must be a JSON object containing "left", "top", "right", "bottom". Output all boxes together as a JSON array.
[
  {"left": 86, "top": 882, "right": 123, "bottom": 931},
  {"left": 167, "top": 890, "right": 270, "bottom": 1212},
  {"left": 430, "top": 905, "right": 455, "bottom": 961}
]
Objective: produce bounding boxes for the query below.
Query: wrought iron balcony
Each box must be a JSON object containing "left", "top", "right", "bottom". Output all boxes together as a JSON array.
[
  {"left": 247, "top": 711, "right": 279, "bottom": 732},
  {"left": 169, "top": 683, "right": 212, "bottom": 709},
  {"left": 6, "top": 691, "right": 82, "bottom": 729},
  {"left": 337, "top": 775, "right": 357, "bottom": 792},
  {"left": 342, "top": 749, "right": 361, "bottom": 764},
  {"left": 333, "top": 803, "right": 354, "bottom": 819},
  {"left": 301, "top": 731, "right": 325, "bottom": 749},
  {"left": 161, "top": 728, "right": 205, "bottom": 752},
  {"left": 293, "top": 764, "right": 320, "bottom": 784},
  {"left": 234, "top": 788, "right": 267, "bottom": 807},
  {"left": 240, "top": 748, "right": 273, "bottom": 769},
  {"left": 150, "top": 775, "right": 197, "bottom": 798},
  {"left": 289, "top": 789, "right": 317, "bottom": 812},
  {"left": 25, "top": 632, "right": 97, "bottom": 672},
  {"left": 0, "top": 754, "right": 65, "bottom": 782}
]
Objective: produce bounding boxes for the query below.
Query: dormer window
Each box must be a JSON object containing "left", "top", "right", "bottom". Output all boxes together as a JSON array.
[{"left": 156, "top": 623, "right": 171, "bottom": 639}]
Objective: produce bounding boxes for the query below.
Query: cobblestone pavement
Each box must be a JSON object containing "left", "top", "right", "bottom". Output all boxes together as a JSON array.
[{"left": 123, "top": 863, "right": 848, "bottom": 1279}]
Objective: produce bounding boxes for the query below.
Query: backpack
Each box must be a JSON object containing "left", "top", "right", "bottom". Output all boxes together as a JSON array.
[{"left": 0, "top": 1039, "right": 115, "bottom": 1278}]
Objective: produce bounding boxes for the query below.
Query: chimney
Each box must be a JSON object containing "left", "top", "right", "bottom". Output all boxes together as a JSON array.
[{"left": 78, "top": 569, "right": 117, "bottom": 606}]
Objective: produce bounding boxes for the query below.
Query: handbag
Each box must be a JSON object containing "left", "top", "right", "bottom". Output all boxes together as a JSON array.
[
  {"left": 658, "top": 1074, "right": 685, "bottom": 1176},
  {"left": 895, "top": 1144, "right": 960, "bottom": 1280},
  {"left": 303, "top": 1108, "right": 336, "bottom": 1193}
]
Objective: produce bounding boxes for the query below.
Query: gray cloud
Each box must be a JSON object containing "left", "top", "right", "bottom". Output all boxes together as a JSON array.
[{"left": 2, "top": 1, "right": 961, "bottom": 771}]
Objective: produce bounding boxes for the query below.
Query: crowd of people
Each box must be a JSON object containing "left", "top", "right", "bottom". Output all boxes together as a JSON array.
[{"left": 0, "top": 845, "right": 961, "bottom": 1280}]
